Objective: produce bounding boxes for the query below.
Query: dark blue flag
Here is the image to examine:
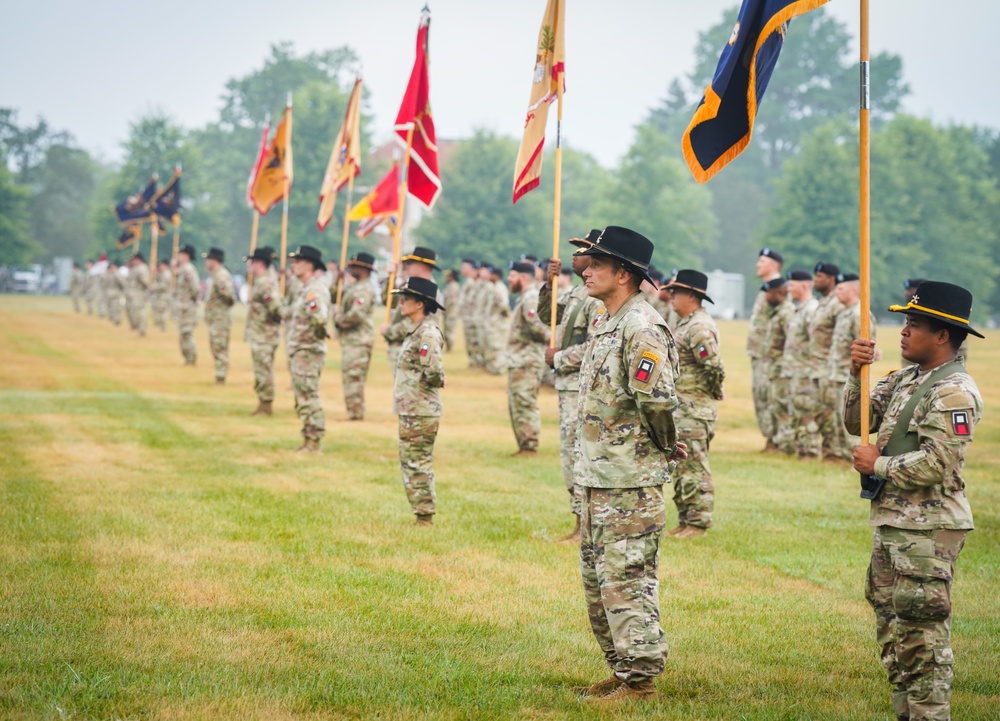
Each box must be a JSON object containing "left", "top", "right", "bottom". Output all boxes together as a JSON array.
[
  {"left": 151, "top": 171, "right": 181, "bottom": 225},
  {"left": 682, "top": 0, "right": 829, "bottom": 183},
  {"left": 114, "top": 178, "right": 158, "bottom": 223}
]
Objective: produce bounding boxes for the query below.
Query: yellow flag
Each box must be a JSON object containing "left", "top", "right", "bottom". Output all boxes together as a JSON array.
[
  {"left": 512, "top": 0, "right": 565, "bottom": 204},
  {"left": 250, "top": 104, "right": 293, "bottom": 215},
  {"left": 317, "top": 78, "right": 364, "bottom": 231}
]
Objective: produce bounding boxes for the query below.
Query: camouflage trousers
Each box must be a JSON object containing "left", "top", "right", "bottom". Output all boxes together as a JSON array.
[
  {"left": 289, "top": 349, "right": 325, "bottom": 441},
  {"left": 769, "top": 375, "right": 795, "bottom": 450},
  {"left": 96, "top": 291, "right": 108, "bottom": 318},
  {"left": 508, "top": 364, "right": 542, "bottom": 452},
  {"left": 208, "top": 318, "right": 232, "bottom": 381},
  {"left": 398, "top": 415, "right": 439, "bottom": 516},
  {"left": 580, "top": 485, "right": 668, "bottom": 682},
  {"left": 462, "top": 319, "right": 481, "bottom": 368},
  {"left": 484, "top": 326, "right": 507, "bottom": 375},
  {"left": 341, "top": 341, "right": 373, "bottom": 420},
  {"left": 557, "top": 390, "right": 583, "bottom": 517},
  {"left": 151, "top": 297, "right": 169, "bottom": 331},
  {"left": 177, "top": 308, "right": 197, "bottom": 364},
  {"left": 791, "top": 375, "right": 822, "bottom": 457},
  {"left": 127, "top": 296, "right": 147, "bottom": 335},
  {"left": 672, "top": 417, "right": 715, "bottom": 528},
  {"left": 759, "top": 369, "right": 784, "bottom": 444},
  {"left": 443, "top": 313, "right": 457, "bottom": 352},
  {"left": 750, "top": 358, "right": 769, "bottom": 438},
  {"left": 866, "top": 526, "right": 967, "bottom": 721},
  {"left": 107, "top": 296, "right": 122, "bottom": 325},
  {"left": 72, "top": 292, "right": 81, "bottom": 313},
  {"left": 822, "top": 379, "right": 858, "bottom": 460},
  {"left": 250, "top": 342, "right": 277, "bottom": 402},
  {"left": 84, "top": 291, "right": 94, "bottom": 314}
]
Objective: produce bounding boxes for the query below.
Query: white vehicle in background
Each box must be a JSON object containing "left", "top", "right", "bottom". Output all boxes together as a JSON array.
[{"left": 12, "top": 264, "right": 43, "bottom": 293}]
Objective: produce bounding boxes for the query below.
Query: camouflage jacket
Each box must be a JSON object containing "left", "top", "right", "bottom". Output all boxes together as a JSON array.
[
  {"left": 70, "top": 268, "right": 84, "bottom": 293},
  {"left": 104, "top": 271, "right": 125, "bottom": 298},
  {"left": 283, "top": 275, "right": 303, "bottom": 322},
  {"left": 286, "top": 275, "right": 330, "bottom": 355},
  {"left": 334, "top": 278, "right": 376, "bottom": 346},
  {"left": 746, "top": 288, "right": 771, "bottom": 359},
  {"left": 673, "top": 307, "right": 725, "bottom": 422},
  {"left": 151, "top": 269, "right": 172, "bottom": 298},
  {"left": 505, "top": 282, "right": 550, "bottom": 370},
  {"left": 204, "top": 266, "right": 235, "bottom": 325},
  {"left": 458, "top": 279, "right": 479, "bottom": 321},
  {"left": 805, "top": 292, "right": 844, "bottom": 379},
  {"left": 843, "top": 359, "right": 980, "bottom": 530},
  {"left": 393, "top": 316, "right": 445, "bottom": 417},
  {"left": 828, "top": 302, "right": 877, "bottom": 383},
  {"left": 762, "top": 297, "right": 794, "bottom": 379},
  {"left": 247, "top": 270, "right": 282, "bottom": 347},
  {"left": 175, "top": 262, "right": 200, "bottom": 311},
  {"left": 780, "top": 296, "right": 818, "bottom": 378},
  {"left": 485, "top": 280, "right": 511, "bottom": 323},
  {"left": 575, "top": 292, "right": 679, "bottom": 489},
  {"left": 442, "top": 281, "right": 461, "bottom": 318},
  {"left": 127, "top": 263, "right": 149, "bottom": 296},
  {"left": 539, "top": 281, "right": 605, "bottom": 392}
]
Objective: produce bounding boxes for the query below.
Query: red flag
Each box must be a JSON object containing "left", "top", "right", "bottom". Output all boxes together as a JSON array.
[
  {"left": 246, "top": 118, "right": 270, "bottom": 208},
  {"left": 393, "top": 9, "right": 441, "bottom": 210},
  {"left": 347, "top": 164, "right": 401, "bottom": 222}
]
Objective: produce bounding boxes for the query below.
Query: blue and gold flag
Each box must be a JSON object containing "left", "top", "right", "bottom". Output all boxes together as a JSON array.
[
  {"left": 682, "top": 0, "right": 829, "bottom": 183},
  {"left": 151, "top": 169, "right": 182, "bottom": 225},
  {"left": 114, "top": 178, "right": 158, "bottom": 223},
  {"left": 116, "top": 224, "right": 143, "bottom": 250}
]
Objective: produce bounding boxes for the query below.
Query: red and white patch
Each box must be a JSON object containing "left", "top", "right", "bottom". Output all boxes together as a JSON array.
[
  {"left": 634, "top": 357, "right": 655, "bottom": 383},
  {"left": 419, "top": 343, "right": 429, "bottom": 357},
  {"left": 698, "top": 345, "right": 708, "bottom": 359},
  {"left": 356, "top": 298, "right": 364, "bottom": 305},
  {"left": 527, "top": 309, "right": 535, "bottom": 317},
  {"left": 951, "top": 411, "right": 971, "bottom": 436}
]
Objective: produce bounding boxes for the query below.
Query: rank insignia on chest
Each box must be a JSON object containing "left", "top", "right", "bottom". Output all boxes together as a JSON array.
[
  {"left": 419, "top": 343, "right": 429, "bottom": 356},
  {"left": 951, "top": 411, "right": 971, "bottom": 436},
  {"left": 698, "top": 345, "right": 708, "bottom": 359},
  {"left": 634, "top": 357, "right": 656, "bottom": 383}
]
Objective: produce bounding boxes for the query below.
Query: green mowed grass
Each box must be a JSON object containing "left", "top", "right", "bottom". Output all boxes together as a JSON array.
[{"left": 1, "top": 296, "right": 997, "bottom": 720}]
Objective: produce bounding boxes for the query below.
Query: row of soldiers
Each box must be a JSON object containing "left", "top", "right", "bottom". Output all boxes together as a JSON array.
[{"left": 70, "top": 255, "right": 173, "bottom": 334}]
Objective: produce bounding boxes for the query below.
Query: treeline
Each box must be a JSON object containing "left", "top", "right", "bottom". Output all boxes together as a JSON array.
[{"left": 2, "top": 7, "right": 999, "bottom": 317}]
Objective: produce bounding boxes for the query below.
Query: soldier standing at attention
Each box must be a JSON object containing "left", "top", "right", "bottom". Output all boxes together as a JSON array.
[
  {"left": 203, "top": 248, "right": 236, "bottom": 385},
  {"left": 827, "top": 273, "right": 876, "bottom": 460},
  {"left": 381, "top": 247, "right": 439, "bottom": 375},
  {"left": 505, "top": 260, "right": 550, "bottom": 456},
  {"left": 776, "top": 270, "right": 819, "bottom": 453},
  {"left": 573, "top": 226, "right": 685, "bottom": 704},
  {"left": 482, "top": 264, "right": 512, "bottom": 376},
  {"left": 665, "top": 270, "right": 725, "bottom": 540},
  {"left": 846, "top": 281, "right": 982, "bottom": 721},
  {"left": 459, "top": 260, "right": 481, "bottom": 368},
  {"left": 748, "top": 248, "right": 784, "bottom": 443},
  {"left": 126, "top": 253, "right": 150, "bottom": 336},
  {"left": 803, "top": 262, "right": 845, "bottom": 458},
  {"left": 69, "top": 263, "right": 84, "bottom": 313},
  {"left": 332, "top": 252, "right": 377, "bottom": 421},
  {"left": 150, "top": 260, "right": 172, "bottom": 332},
  {"left": 759, "top": 277, "right": 794, "bottom": 451},
  {"left": 391, "top": 277, "right": 446, "bottom": 526},
  {"left": 174, "top": 245, "right": 200, "bottom": 365},
  {"left": 286, "top": 246, "right": 330, "bottom": 453},
  {"left": 104, "top": 262, "right": 125, "bottom": 326},
  {"left": 245, "top": 247, "right": 282, "bottom": 416},
  {"left": 440, "top": 269, "right": 461, "bottom": 352},
  {"left": 82, "top": 260, "right": 95, "bottom": 314}
]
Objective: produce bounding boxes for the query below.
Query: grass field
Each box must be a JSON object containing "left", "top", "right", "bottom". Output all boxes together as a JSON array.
[{"left": 1, "top": 295, "right": 998, "bottom": 721}]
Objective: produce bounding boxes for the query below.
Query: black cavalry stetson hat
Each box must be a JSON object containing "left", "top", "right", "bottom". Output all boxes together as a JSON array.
[
  {"left": 570, "top": 228, "right": 602, "bottom": 253},
  {"left": 392, "top": 276, "right": 444, "bottom": 312},
  {"left": 668, "top": 269, "right": 715, "bottom": 304},
  {"left": 178, "top": 244, "right": 196, "bottom": 259},
  {"left": 345, "top": 251, "right": 376, "bottom": 271},
  {"left": 889, "top": 280, "right": 984, "bottom": 339},
  {"left": 244, "top": 246, "right": 276, "bottom": 264},
  {"left": 288, "top": 245, "right": 325, "bottom": 270},
  {"left": 580, "top": 226, "right": 658, "bottom": 287},
  {"left": 400, "top": 246, "right": 438, "bottom": 269},
  {"left": 203, "top": 247, "right": 225, "bottom": 262}
]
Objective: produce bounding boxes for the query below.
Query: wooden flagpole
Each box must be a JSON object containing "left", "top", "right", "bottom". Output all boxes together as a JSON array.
[
  {"left": 385, "top": 128, "right": 415, "bottom": 324},
  {"left": 170, "top": 225, "right": 180, "bottom": 291},
  {"left": 549, "top": 75, "right": 564, "bottom": 348},
  {"left": 336, "top": 175, "right": 355, "bottom": 307},
  {"left": 248, "top": 210, "right": 260, "bottom": 291},
  {"left": 859, "top": 0, "right": 872, "bottom": 443},
  {"left": 150, "top": 218, "right": 159, "bottom": 281},
  {"left": 279, "top": 95, "right": 293, "bottom": 296}
]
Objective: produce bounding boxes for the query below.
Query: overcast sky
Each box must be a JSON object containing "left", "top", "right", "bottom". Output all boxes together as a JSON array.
[{"left": 3, "top": 0, "right": 998, "bottom": 168}]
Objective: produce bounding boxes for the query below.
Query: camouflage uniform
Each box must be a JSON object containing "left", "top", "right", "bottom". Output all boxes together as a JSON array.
[
  {"left": 334, "top": 279, "right": 376, "bottom": 420},
  {"left": 470, "top": 279, "right": 491, "bottom": 368},
  {"left": 204, "top": 265, "right": 235, "bottom": 382},
  {"left": 459, "top": 278, "right": 482, "bottom": 367},
  {"left": 803, "top": 292, "right": 845, "bottom": 457},
  {"left": 175, "top": 261, "right": 200, "bottom": 364},
  {"left": 104, "top": 270, "right": 125, "bottom": 325},
  {"left": 93, "top": 267, "right": 109, "bottom": 318},
  {"left": 576, "top": 292, "right": 679, "bottom": 684},
  {"left": 746, "top": 289, "right": 772, "bottom": 438},
  {"left": 760, "top": 296, "right": 794, "bottom": 444},
  {"left": 150, "top": 269, "right": 172, "bottom": 331},
  {"left": 539, "top": 280, "right": 604, "bottom": 517},
  {"left": 286, "top": 276, "right": 329, "bottom": 442},
  {"left": 126, "top": 261, "right": 150, "bottom": 335},
  {"left": 671, "top": 307, "right": 725, "bottom": 529},
  {"left": 777, "top": 296, "right": 818, "bottom": 453},
  {"left": 483, "top": 279, "right": 512, "bottom": 375},
  {"left": 843, "top": 359, "right": 980, "bottom": 721},
  {"left": 69, "top": 268, "right": 84, "bottom": 312},
  {"left": 82, "top": 271, "right": 95, "bottom": 314},
  {"left": 394, "top": 316, "right": 445, "bottom": 517},
  {"left": 826, "top": 302, "right": 877, "bottom": 459},
  {"left": 247, "top": 268, "right": 282, "bottom": 403},
  {"left": 506, "top": 281, "right": 550, "bottom": 451},
  {"left": 441, "top": 279, "right": 461, "bottom": 352}
]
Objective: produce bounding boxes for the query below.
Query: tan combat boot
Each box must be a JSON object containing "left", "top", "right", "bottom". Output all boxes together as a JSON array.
[
  {"left": 674, "top": 526, "right": 706, "bottom": 539},
  {"left": 666, "top": 524, "right": 687, "bottom": 536},
  {"left": 583, "top": 678, "right": 656, "bottom": 705},
  {"left": 415, "top": 514, "right": 434, "bottom": 527},
  {"left": 512, "top": 448, "right": 537, "bottom": 458},
  {"left": 296, "top": 439, "right": 321, "bottom": 454},
  {"left": 573, "top": 675, "right": 624, "bottom": 698},
  {"left": 252, "top": 400, "right": 273, "bottom": 416}
]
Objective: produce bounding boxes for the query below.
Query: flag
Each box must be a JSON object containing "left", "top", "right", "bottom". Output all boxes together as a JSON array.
[
  {"left": 347, "top": 164, "right": 400, "bottom": 222},
  {"left": 356, "top": 214, "right": 398, "bottom": 239},
  {"left": 151, "top": 169, "right": 182, "bottom": 225},
  {"left": 114, "top": 178, "right": 157, "bottom": 224},
  {"left": 393, "top": 9, "right": 441, "bottom": 210},
  {"left": 250, "top": 104, "right": 293, "bottom": 215},
  {"left": 682, "top": 0, "right": 830, "bottom": 183},
  {"left": 512, "top": 0, "right": 565, "bottom": 204},
  {"left": 246, "top": 118, "right": 270, "bottom": 208},
  {"left": 116, "top": 224, "right": 142, "bottom": 249},
  {"left": 317, "top": 77, "right": 364, "bottom": 231}
]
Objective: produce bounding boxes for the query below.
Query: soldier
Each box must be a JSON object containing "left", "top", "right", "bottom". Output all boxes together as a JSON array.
[
  {"left": 905, "top": 279, "right": 967, "bottom": 362},
  {"left": 69, "top": 263, "right": 84, "bottom": 313},
  {"left": 802, "top": 262, "right": 845, "bottom": 458},
  {"left": 776, "top": 270, "right": 818, "bottom": 454},
  {"left": 459, "top": 259, "right": 482, "bottom": 368},
  {"left": 174, "top": 244, "right": 200, "bottom": 366},
  {"left": 759, "top": 277, "right": 794, "bottom": 450},
  {"left": 104, "top": 261, "right": 125, "bottom": 326},
  {"left": 332, "top": 252, "right": 377, "bottom": 421},
  {"left": 666, "top": 270, "right": 725, "bottom": 539},
  {"left": 505, "top": 260, "right": 550, "bottom": 456},
  {"left": 748, "top": 248, "right": 784, "bottom": 441},
  {"left": 150, "top": 260, "right": 172, "bottom": 331},
  {"left": 482, "top": 264, "right": 512, "bottom": 375},
  {"left": 203, "top": 248, "right": 236, "bottom": 384},
  {"left": 126, "top": 252, "right": 150, "bottom": 336},
  {"left": 245, "top": 247, "right": 282, "bottom": 416},
  {"left": 82, "top": 260, "right": 95, "bottom": 314},
  {"left": 391, "top": 277, "right": 446, "bottom": 526},
  {"left": 381, "top": 247, "right": 439, "bottom": 375},
  {"left": 286, "top": 245, "right": 330, "bottom": 453},
  {"left": 440, "top": 269, "right": 461, "bottom": 352},
  {"left": 573, "top": 226, "right": 685, "bottom": 704},
  {"left": 540, "top": 229, "right": 605, "bottom": 542},
  {"left": 845, "top": 281, "right": 983, "bottom": 721},
  {"left": 94, "top": 254, "right": 110, "bottom": 318},
  {"left": 827, "top": 273, "right": 877, "bottom": 460}
]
